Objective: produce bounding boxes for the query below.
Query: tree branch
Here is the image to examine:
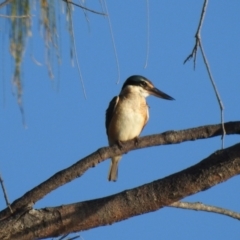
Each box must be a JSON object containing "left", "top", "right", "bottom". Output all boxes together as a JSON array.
[
  {"left": 1, "top": 142, "right": 240, "bottom": 240},
  {"left": 170, "top": 201, "right": 240, "bottom": 220},
  {"left": 183, "top": 0, "right": 225, "bottom": 147},
  {"left": 62, "top": 0, "right": 107, "bottom": 16},
  {"left": 0, "top": 173, "right": 12, "bottom": 213},
  {"left": 0, "top": 121, "right": 239, "bottom": 221},
  {"left": 183, "top": 0, "right": 208, "bottom": 66},
  {"left": 199, "top": 41, "right": 226, "bottom": 147}
]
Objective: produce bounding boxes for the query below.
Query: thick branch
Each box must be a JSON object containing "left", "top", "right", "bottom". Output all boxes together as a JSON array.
[
  {"left": 0, "top": 122, "right": 239, "bottom": 220},
  {"left": 1, "top": 143, "right": 240, "bottom": 240}
]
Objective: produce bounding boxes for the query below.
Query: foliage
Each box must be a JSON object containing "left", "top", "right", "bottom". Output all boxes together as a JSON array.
[{"left": 2, "top": 0, "right": 72, "bottom": 104}]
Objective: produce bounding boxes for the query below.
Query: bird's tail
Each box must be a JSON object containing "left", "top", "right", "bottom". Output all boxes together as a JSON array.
[{"left": 108, "top": 155, "right": 122, "bottom": 181}]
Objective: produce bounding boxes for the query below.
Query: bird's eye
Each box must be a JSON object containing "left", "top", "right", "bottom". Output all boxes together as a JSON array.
[{"left": 141, "top": 81, "right": 147, "bottom": 87}]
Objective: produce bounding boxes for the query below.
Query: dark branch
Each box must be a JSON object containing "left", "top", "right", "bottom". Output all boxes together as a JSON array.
[
  {"left": 0, "top": 121, "right": 239, "bottom": 220},
  {"left": 183, "top": 0, "right": 208, "bottom": 67},
  {"left": 1, "top": 142, "right": 240, "bottom": 240},
  {"left": 62, "top": 0, "right": 107, "bottom": 16}
]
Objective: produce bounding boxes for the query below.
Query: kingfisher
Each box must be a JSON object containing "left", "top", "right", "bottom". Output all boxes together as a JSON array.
[{"left": 105, "top": 75, "right": 174, "bottom": 181}]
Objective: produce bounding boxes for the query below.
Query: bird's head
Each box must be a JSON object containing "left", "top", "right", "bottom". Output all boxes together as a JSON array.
[{"left": 121, "top": 75, "right": 174, "bottom": 100}]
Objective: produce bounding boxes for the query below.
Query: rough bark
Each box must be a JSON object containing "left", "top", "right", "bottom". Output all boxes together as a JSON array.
[
  {"left": 0, "top": 142, "right": 239, "bottom": 240},
  {"left": 0, "top": 121, "right": 239, "bottom": 222}
]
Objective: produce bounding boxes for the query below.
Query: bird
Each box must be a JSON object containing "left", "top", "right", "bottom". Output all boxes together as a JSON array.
[{"left": 105, "top": 75, "right": 174, "bottom": 181}]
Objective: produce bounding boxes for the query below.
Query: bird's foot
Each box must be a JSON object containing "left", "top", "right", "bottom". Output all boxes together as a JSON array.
[
  {"left": 134, "top": 137, "right": 139, "bottom": 146},
  {"left": 116, "top": 140, "right": 124, "bottom": 150}
]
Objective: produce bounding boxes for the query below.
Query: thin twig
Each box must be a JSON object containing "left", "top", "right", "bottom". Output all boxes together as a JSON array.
[
  {"left": 0, "top": 173, "right": 12, "bottom": 213},
  {"left": 31, "top": 54, "right": 43, "bottom": 66},
  {"left": 199, "top": 41, "right": 225, "bottom": 148},
  {"left": 195, "top": 0, "right": 208, "bottom": 40},
  {"left": 58, "top": 234, "right": 69, "bottom": 240},
  {"left": 0, "top": 0, "right": 12, "bottom": 9},
  {"left": 62, "top": 0, "right": 106, "bottom": 16},
  {"left": 183, "top": 0, "right": 208, "bottom": 67},
  {"left": 170, "top": 201, "right": 240, "bottom": 221},
  {"left": 81, "top": 2, "right": 91, "bottom": 30},
  {"left": 66, "top": 1, "right": 87, "bottom": 99},
  {"left": 183, "top": 0, "right": 225, "bottom": 148},
  {"left": 64, "top": 236, "right": 80, "bottom": 240},
  {"left": 103, "top": 0, "right": 121, "bottom": 84},
  {"left": 144, "top": 0, "right": 150, "bottom": 68}
]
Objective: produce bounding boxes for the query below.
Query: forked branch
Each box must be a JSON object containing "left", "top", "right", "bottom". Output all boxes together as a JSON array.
[
  {"left": 0, "top": 121, "right": 239, "bottom": 221},
  {"left": 184, "top": 0, "right": 208, "bottom": 67},
  {"left": 184, "top": 0, "right": 225, "bottom": 147},
  {"left": 0, "top": 142, "right": 239, "bottom": 240}
]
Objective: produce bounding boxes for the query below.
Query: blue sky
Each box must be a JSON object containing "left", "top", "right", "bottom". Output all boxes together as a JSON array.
[{"left": 0, "top": 1, "right": 240, "bottom": 239}]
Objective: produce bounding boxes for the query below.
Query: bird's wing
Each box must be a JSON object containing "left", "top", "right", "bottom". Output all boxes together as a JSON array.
[
  {"left": 105, "top": 96, "right": 119, "bottom": 135},
  {"left": 140, "top": 103, "right": 149, "bottom": 133}
]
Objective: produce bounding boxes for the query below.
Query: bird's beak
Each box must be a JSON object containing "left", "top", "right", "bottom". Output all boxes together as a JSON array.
[{"left": 149, "top": 87, "right": 175, "bottom": 100}]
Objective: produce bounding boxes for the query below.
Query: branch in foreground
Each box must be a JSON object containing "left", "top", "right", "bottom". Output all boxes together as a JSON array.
[
  {"left": 0, "top": 121, "right": 239, "bottom": 221},
  {"left": 170, "top": 201, "right": 240, "bottom": 220},
  {"left": 1, "top": 143, "right": 240, "bottom": 240}
]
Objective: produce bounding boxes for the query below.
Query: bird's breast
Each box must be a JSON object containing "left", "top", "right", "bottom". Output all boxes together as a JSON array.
[{"left": 108, "top": 96, "right": 149, "bottom": 145}]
